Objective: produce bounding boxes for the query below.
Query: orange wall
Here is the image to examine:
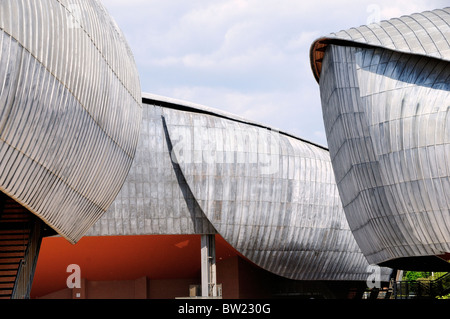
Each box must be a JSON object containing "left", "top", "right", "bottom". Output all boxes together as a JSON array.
[
  {"left": 31, "top": 234, "right": 369, "bottom": 299},
  {"left": 31, "top": 234, "right": 240, "bottom": 298}
]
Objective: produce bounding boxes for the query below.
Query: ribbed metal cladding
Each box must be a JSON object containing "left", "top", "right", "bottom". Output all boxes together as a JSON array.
[
  {"left": 311, "top": 7, "right": 450, "bottom": 81},
  {"left": 89, "top": 94, "right": 390, "bottom": 282},
  {"left": 310, "top": 8, "right": 450, "bottom": 266},
  {"left": 0, "top": 0, "right": 142, "bottom": 244},
  {"left": 87, "top": 97, "right": 216, "bottom": 236}
]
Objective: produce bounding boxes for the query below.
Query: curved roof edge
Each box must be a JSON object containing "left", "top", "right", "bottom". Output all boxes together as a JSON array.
[
  {"left": 142, "top": 92, "right": 329, "bottom": 151},
  {"left": 310, "top": 7, "right": 450, "bottom": 82}
]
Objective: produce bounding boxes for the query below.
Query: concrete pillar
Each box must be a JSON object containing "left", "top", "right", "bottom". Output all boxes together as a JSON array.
[{"left": 201, "top": 234, "right": 217, "bottom": 297}]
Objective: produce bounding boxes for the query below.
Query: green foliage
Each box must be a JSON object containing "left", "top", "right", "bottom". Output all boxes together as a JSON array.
[
  {"left": 403, "top": 271, "right": 431, "bottom": 281},
  {"left": 430, "top": 272, "right": 448, "bottom": 280},
  {"left": 403, "top": 271, "right": 450, "bottom": 299},
  {"left": 404, "top": 271, "right": 448, "bottom": 281}
]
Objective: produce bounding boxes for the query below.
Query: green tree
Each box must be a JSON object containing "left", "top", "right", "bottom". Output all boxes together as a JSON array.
[{"left": 403, "top": 271, "right": 431, "bottom": 281}]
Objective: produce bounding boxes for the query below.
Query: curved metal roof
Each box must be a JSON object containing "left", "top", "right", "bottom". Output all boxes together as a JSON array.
[
  {"left": 310, "top": 7, "right": 450, "bottom": 82},
  {"left": 89, "top": 94, "right": 392, "bottom": 281},
  {"left": 0, "top": 0, "right": 142, "bottom": 243},
  {"left": 142, "top": 92, "right": 328, "bottom": 151},
  {"left": 311, "top": 6, "right": 450, "bottom": 270}
]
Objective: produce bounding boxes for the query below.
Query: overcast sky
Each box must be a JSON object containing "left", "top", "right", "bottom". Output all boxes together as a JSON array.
[{"left": 102, "top": 0, "right": 448, "bottom": 147}]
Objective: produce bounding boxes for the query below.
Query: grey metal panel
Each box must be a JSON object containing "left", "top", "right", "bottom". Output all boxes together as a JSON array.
[
  {"left": 86, "top": 102, "right": 215, "bottom": 236},
  {"left": 91, "top": 94, "right": 390, "bottom": 281},
  {"left": 311, "top": 7, "right": 450, "bottom": 81},
  {"left": 0, "top": 0, "right": 142, "bottom": 243},
  {"left": 163, "top": 107, "right": 373, "bottom": 280},
  {"left": 312, "top": 7, "right": 450, "bottom": 265}
]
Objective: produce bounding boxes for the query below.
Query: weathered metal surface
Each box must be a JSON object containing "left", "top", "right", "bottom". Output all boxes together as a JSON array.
[
  {"left": 310, "top": 7, "right": 450, "bottom": 267},
  {"left": 89, "top": 94, "right": 390, "bottom": 282},
  {"left": 87, "top": 97, "right": 216, "bottom": 236},
  {"left": 311, "top": 7, "right": 450, "bottom": 81},
  {"left": 0, "top": 0, "right": 142, "bottom": 243}
]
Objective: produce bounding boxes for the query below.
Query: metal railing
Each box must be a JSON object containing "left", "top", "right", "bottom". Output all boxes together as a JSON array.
[
  {"left": 11, "top": 218, "right": 44, "bottom": 299},
  {"left": 393, "top": 272, "right": 450, "bottom": 299}
]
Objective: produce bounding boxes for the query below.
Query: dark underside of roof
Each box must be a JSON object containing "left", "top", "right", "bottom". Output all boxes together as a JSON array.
[{"left": 379, "top": 254, "right": 450, "bottom": 272}]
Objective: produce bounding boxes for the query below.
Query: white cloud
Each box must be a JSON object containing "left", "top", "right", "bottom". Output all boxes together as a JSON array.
[{"left": 101, "top": 0, "right": 448, "bottom": 146}]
